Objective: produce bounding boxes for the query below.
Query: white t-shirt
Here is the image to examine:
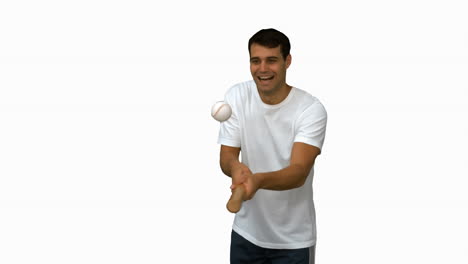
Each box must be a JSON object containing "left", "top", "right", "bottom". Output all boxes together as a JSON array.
[{"left": 217, "top": 80, "right": 327, "bottom": 249}]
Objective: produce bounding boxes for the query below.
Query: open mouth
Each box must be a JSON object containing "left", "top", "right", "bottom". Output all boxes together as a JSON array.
[{"left": 258, "top": 76, "right": 274, "bottom": 81}]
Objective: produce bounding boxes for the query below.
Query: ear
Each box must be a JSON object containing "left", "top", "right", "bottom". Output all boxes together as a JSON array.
[{"left": 286, "top": 54, "right": 292, "bottom": 69}]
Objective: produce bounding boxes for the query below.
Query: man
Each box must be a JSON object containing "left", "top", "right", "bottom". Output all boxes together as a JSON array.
[{"left": 218, "top": 28, "right": 327, "bottom": 264}]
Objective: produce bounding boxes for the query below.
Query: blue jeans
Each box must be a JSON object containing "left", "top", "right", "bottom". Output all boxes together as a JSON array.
[{"left": 230, "top": 230, "right": 315, "bottom": 264}]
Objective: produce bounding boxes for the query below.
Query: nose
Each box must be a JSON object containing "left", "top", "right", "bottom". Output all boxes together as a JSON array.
[{"left": 259, "top": 61, "right": 268, "bottom": 72}]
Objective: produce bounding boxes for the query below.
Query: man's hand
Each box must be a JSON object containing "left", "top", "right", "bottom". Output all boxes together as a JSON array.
[
  {"left": 230, "top": 164, "right": 259, "bottom": 200},
  {"left": 220, "top": 145, "right": 261, "bottom": 200}
]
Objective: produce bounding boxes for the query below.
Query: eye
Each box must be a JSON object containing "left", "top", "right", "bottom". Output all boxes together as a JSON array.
[
  {"left": 250, "top": 59, "right": 260, "bottom": 65},
  {"left": 267, "top": 58, "right": 278, "bottom": 64}
]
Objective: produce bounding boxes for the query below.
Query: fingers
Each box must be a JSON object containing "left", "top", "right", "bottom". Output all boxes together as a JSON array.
[
  {"left": 232, "top": 166, "right": 251, "bottom": 185},
  {"left": 230, "top": 163, "right": 255, "bottom": 198}
]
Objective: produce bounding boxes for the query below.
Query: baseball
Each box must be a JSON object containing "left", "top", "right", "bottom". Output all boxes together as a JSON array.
[{"left": 211, "top": 101, "right": 232, "bottom": 122}]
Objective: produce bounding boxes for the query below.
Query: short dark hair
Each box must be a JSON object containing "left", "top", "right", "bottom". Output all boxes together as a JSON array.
[{"left": 248, "top": 28, "right": 291, "bottom": 60}]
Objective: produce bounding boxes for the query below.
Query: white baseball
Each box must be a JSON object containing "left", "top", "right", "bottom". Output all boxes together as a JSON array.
[{"left": 211, "top": 101, "right": 232, "bottom": 122}]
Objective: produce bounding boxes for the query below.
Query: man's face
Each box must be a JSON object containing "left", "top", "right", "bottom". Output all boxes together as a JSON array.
[{"left": 249, "top": 43, "right": 291, "bottom": 95}]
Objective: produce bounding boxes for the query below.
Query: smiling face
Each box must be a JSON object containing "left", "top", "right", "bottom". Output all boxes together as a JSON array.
[{"left": 249, "top": 43, "right": 291, "bottom": 97}]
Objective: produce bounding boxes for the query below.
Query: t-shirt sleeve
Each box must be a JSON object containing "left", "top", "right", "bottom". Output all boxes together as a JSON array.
[
  {"left": 294, "top": 101, "right": 327, "bottom": 152},
  {"left": 217, "top": 87, "right": 241, "bottom": 148}
]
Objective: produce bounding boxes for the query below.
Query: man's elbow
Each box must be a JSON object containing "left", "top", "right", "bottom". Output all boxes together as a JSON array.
[
  {"left": 294, "top": 175, "right": 308, "bottom": 188},
  {"left": 292, "top": 164, "right": 310, "bottom": 188}
]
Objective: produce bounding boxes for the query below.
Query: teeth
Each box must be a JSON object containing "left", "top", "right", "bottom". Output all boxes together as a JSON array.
[{"left": 259, "top": 76, "right": 273, "bottom": 80}]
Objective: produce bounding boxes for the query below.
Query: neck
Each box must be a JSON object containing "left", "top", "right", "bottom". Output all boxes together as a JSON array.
[{"left": 258, "top": 84, "right": 292, "bottom": 105}]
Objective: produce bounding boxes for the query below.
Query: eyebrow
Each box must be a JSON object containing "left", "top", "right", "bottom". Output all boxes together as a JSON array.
[{"left": 250, "top": 56, "right": 279, "bottom": 61}]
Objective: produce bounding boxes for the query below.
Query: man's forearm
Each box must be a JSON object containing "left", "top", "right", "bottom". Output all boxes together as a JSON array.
[
  {"left": 220, "top": 154, "right": 242, "bottom": 177},
  {"left": 255, "top": 164, "right": 309, "bottom": 191}
]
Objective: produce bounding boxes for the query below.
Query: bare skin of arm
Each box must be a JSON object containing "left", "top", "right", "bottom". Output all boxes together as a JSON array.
[
  {"left": 219, "top": 145, "right": 243, "bottom": 177},
  {"left": 219, "top": 142, "right": 321, "bottom": 200}
]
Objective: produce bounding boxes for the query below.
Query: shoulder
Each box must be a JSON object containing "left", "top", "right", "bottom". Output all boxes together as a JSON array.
[
  {"left": 225, "top": 80, "right": 255, "bottom": 102},
  {"left": 293, "top": 88, "right": 327, "bottom": 117},
  {"left": 226, "top": 80, "right": 255, "bottom": 96}
]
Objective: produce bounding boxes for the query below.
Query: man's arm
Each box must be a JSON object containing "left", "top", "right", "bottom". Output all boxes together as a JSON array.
[
  {"left": 219, "top": 145, "right": 242, "bottom": 177},
  {"left": 222, "top": 142, "right": 320, "bottom": 200},
  {"left": 248, "top": 142, "right": 320, "bottom": 197},
  {"left": 220, "top": 145, "right": 256, "bottom": 195}
]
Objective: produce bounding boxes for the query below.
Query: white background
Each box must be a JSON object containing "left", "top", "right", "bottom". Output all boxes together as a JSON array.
[{"left": 1, "top": 0, "right": 467, "bottom": 263}]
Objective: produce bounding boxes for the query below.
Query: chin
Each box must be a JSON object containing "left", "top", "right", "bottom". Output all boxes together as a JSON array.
[
  {"left": 254, "top": 82, "right": 269, "bottom": 91},
  {"left": 257, "top": 83, "right": 277, "bottom": 93}
]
